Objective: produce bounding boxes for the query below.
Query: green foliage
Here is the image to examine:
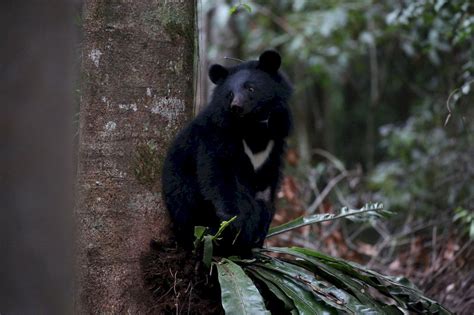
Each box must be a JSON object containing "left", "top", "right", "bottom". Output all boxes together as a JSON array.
[
  {"left": 216, "top": 259, "right": 269, "bottom": 315},
  {"left": 215, "top": 246, "right": 452, "bottom": 314},
  {"left": 230, "top": 1, "right": 252, "bottom": 15},
  {"left": 267, "top": 202, "right": 386, "bottom": 237},
  {"left": 453, "top": 207, "right": 474, "bottom": 239},
  {"left": 368, "top": 103, "right": 474, "bottom": 221},
  {"left": 193, "top": 216, "right": 237, "bottom": 267},
  {"left": 194, "top": 208, "right": 451, "bottom": 314}
]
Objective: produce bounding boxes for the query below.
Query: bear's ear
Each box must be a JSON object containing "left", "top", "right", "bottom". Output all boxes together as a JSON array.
[
  {"left": 258, "top": 50, "right": 281, "bottom": 74},
  {"left": 209, "top": 64, "right": 228, "bottom": 84}
]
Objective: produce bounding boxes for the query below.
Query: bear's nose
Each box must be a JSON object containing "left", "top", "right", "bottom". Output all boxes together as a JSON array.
[{"left": 231, "top": 93, "right": 244, "bottom": 115}]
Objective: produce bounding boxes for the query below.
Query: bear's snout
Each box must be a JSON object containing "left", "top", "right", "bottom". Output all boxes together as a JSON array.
[{"left": 230, "top": 94, "right": 245, "bottom": 116}]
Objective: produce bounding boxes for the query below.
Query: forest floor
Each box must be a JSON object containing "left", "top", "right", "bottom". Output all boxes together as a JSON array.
[
  {"left": 269, "top": 174, "right": 474, "bottom": 315},
  {"left": 421, "top": 242, "right": 473, "bottom": 315}
]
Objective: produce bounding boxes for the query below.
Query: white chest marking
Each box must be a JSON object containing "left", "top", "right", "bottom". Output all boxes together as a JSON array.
[
  {"left": 242, "top": 140, "right": 274, "bottom": 171},
  {"left": 256, "top": 186, "right": 271, "bottom": 202}
]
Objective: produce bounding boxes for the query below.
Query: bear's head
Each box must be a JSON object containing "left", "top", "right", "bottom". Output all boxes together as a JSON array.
[{"left": 208, "top": 50, "right": 292, "bottom": 120}]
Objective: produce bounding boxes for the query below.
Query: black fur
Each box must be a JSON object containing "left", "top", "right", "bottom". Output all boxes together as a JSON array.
[{"left": 162, "top": 50, "right": 293, "bottom": 255}]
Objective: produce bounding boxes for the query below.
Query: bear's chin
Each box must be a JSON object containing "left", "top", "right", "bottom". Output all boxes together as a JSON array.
[
  {"left": 248, "top": 109, "right": 271, "bottom": 123},
  {"left": 231, "top": 112, "right": 269, "bottom": 124},
  {"left": 230, "top": 112, "right": 246, "bottom": 119}
]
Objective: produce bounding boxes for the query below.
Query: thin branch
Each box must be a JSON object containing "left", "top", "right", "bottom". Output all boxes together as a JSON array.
[
  {"left": 312, "top": 148, "right": 347, "bottom": 173},
  {"left": 307, "top": 170, "right": 359, "bottom": 214},
  {"left": 430, "top": 239, "right": 473, "bottom": 280},
  {"left": 223, "top": 56, "right": 244, "bottom": 63}
]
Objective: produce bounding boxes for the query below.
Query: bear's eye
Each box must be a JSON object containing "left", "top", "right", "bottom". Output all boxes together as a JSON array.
[
  {"left": 248, "top": 86, "right": 255, "bottom": 92},
  {"left": 228, "top": 91, "right": 234, "bottom": 99}
]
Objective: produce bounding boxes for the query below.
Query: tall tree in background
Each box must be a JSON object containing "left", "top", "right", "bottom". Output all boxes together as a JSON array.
[{"left": 76, "top": 1, "right": 195, "bottom": 313}]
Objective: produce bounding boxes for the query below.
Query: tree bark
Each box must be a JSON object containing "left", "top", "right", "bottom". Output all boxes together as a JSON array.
[{"left": 76, "top": 1, "right": 195, "bottom": 313}]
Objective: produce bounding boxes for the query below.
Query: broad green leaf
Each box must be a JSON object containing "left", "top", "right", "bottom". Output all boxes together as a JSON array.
[
  {"left": 194, "top": 226, "right": 207, "bottom": 240},
  {"left": 203, "top": 235, "right": 213, "bottom": 268},
  {"left": 288, "top": 259, "right": 402, "bottom": 315},
  {"left": 264, "top": 247, "right": 451, "bottom": 314},
  {"left": 253, "top": 255, "right": 385, "bottom": 314},
  {"left": 259, "top": 248, "right": 402, "bottom": 314},
  {"left": 291, "top": 247, "right": 421, "bottom": 293},
  {"left": 216, "top": 259, "right": 270, "bottom": 315},
  {"left": 247, "top": 269, "right": 298, "bottom": 314},
  {"left": 267, "top": 203, "right": 384, "bottom": 237},
  {"left": 194, "top": 226, "right": 207, "bottom": 248},
  {"left": 249, "top": 267, "right": 334, "bottom": 315},
  {"left": 228, "top": 256, "right": 257, "bottom": 264}
]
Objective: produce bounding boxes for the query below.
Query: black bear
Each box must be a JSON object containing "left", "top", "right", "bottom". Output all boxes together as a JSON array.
[{"left": 161, "top": 50, "right": 292, "bottom": 255}]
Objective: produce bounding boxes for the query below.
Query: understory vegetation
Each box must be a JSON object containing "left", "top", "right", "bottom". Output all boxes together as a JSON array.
[{"left": 195, "top": 206, "right": 452, "bottom": 314}]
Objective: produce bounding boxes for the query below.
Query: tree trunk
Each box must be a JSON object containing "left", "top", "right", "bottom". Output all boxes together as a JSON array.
[{"left": 76, "top": 1, "right": 196, "bottom": 313}]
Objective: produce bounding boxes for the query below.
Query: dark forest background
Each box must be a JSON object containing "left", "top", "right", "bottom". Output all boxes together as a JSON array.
[{"left": 197, "top": 0, "right": 473, "bottom": 312}]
